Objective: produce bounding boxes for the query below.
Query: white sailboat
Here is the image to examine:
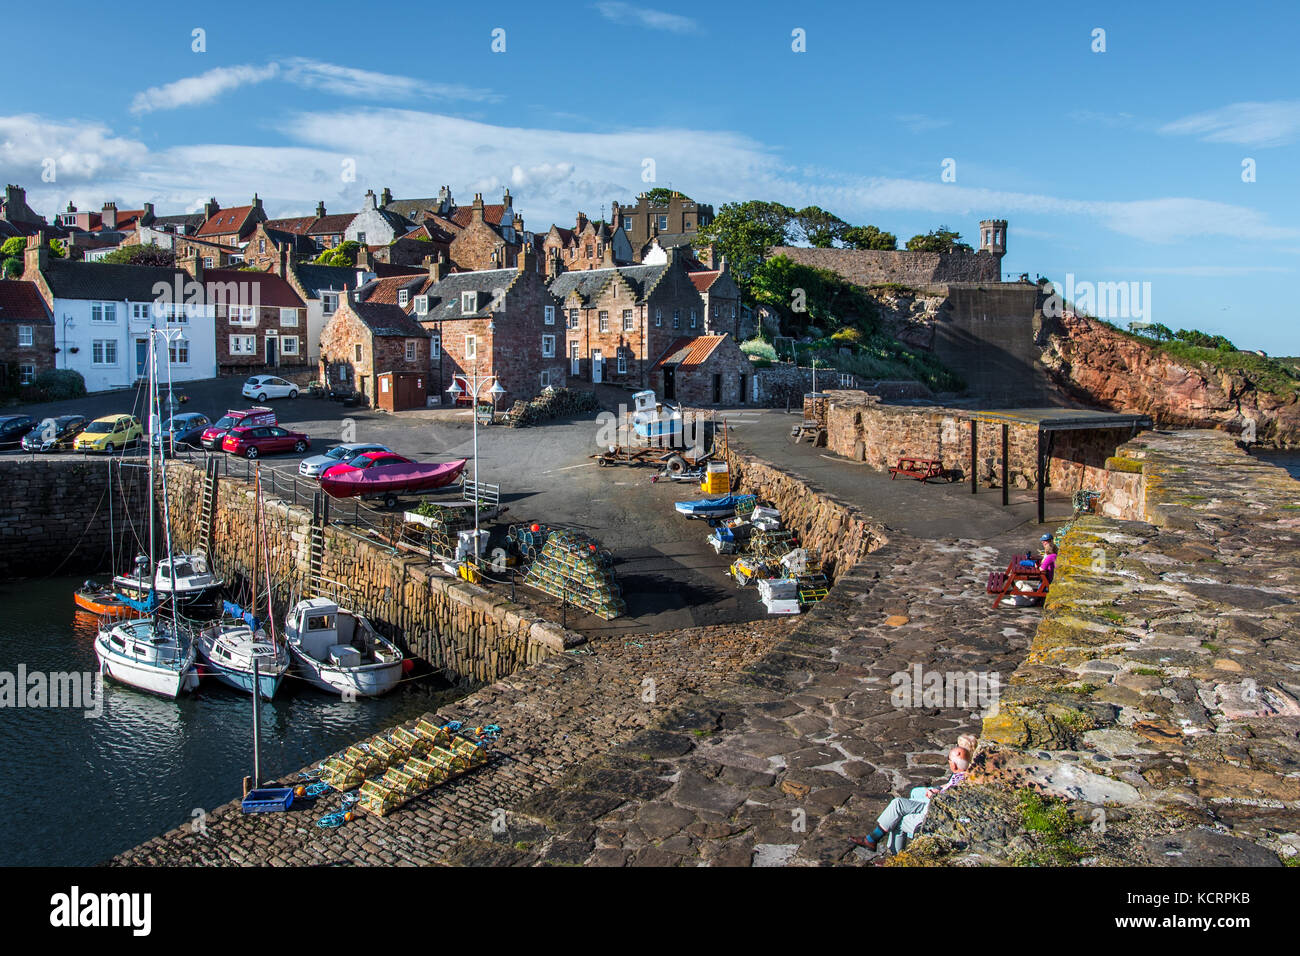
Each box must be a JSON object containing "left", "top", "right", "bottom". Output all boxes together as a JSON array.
[
  {"left": 95, "top": 328, "right": 200, "bottom": 698},
  {"left": 195, "top": 464, "right": 290, "bottom": 700},
  {"left": 284, "top": 598, "right": 404, "bottom": 697}
]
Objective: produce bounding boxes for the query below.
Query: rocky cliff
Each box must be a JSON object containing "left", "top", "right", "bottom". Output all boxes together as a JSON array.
[{"left": 1040, "top": 311, "right": 1300, "bottom": 447}]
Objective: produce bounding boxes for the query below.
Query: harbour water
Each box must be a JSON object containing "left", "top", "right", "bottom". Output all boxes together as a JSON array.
[{"left": 0, "top": 575, "right": 473, "bottom": 866}]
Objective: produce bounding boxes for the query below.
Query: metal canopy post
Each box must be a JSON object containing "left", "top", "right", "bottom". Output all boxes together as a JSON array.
[
  {"left": 970, "top": 419, "right": 978, "bottom": 494},
  {"left": 1001, "top": 423, "right": 1009, "bottom": 507},
  {"left": 1036, "top": 428, "right": 1046, "bottom": 524}
]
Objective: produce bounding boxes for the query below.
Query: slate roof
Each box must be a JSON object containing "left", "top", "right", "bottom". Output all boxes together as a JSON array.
[
  {"left": 291, "top": 264, "right": 354, "bottom": 297},
  {"left": 383, "top": 198, "right": 442, "bottom": 220},
  {"left": 348, "top": 281, "right": 429, "bottom": 338},
  {"left": 0, "top": 280, "right": 53, "bottom": 322},
  {"left": 419, "top": 268, "right": 520, "bottom": 320},
  {"left": 41, "top": 259, "right": 191, "bottom": 301},
  {"left": 548, "top": 264, "right": 667, "bottom": 304},
  {"left": 651, "top": 335, "right": 728, "bottom": 371}
]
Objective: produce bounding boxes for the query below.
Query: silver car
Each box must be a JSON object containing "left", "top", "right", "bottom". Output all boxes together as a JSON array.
[{"left": 298, "top": 442, "right": 393, "bottom": 478}]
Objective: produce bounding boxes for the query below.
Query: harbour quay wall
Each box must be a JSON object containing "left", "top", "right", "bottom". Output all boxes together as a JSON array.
[
  {"left": 0, "top": 457, "right": 150, "bottom": 577},
  {"left": 162, "top": 460, "right": 582, "bottom": 684}
]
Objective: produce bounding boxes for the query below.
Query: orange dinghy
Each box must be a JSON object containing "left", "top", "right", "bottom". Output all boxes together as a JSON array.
[{"left": 74, "top": 582, "right": 144, "bottom": 619}]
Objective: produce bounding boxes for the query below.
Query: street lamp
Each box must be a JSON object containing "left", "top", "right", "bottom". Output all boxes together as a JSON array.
[{"left": 447, "top": 371, "right": 506, "bottom": 564}]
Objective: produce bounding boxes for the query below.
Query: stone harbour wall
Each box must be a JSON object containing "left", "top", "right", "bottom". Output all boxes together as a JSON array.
[
  {"left": 163, "top": 461, "right": 580, "bottom": 683},
  {"left": 0, "top": 457, "right": 150, "bottom": 577},
  {"left": 907, "top": 430, "right": 1300, "bottom": 866},
  {"left": 723, "top": 445, "right": 889, "bottom": 581}
]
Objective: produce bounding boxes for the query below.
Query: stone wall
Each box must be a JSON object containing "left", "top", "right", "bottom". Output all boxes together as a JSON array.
[
  {"left": 0, "top": 458, "right": 149, "bottom": 577},
  {"left": 910, "top": 430, "right": 1300, "bottom": 866},
  {"left": 723, "top": 446, "right": 889, "bottom": 581},
  {"left": 163, "top": 461, "right": 580, "bottom": 683},
  {"left": 769, "top": 246, "right": 1001, "bottom": 288}
]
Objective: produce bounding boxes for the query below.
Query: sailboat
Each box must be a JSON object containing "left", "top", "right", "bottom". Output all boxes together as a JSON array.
[
  {"left": 195, "top": 466, "right": 290, "bottom": 700},
  {"left": 95, "top": 328, "right": 200, "bottom": 698}
]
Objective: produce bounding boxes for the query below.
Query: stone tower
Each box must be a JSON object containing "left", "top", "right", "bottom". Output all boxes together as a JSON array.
[{"left": 979, "top": 219, "right": 1007, "bottom": 257}]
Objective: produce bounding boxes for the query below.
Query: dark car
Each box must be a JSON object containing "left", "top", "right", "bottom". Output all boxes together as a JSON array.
[
  {"left": 153, "top": 412, "right": 212, "bottom": 453},
  {"left": 0, "top": 415, "right": 36, "bottom": 448},
  {"left": 21, "top": 414, "right": 88, "bottom": 452},
  {"left": 221, "top": 425, "right": 309, "bottom": 459}
]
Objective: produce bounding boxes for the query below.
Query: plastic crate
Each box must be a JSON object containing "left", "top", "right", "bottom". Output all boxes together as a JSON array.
[{"left": 241, "top": 787, "right": 295, "bottom": 813}]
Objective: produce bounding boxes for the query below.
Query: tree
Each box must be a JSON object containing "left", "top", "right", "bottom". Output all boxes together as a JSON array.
[
  {"left": 100, "top": 243, "right": 177, "bottom": 267},
  {"left": 48, "top": 238, "right": 67, "bottom": 258},
  {"left": 793, "top": 206, "right": 848, "bottom": 248},
  {"left": 642, "top": 187, "right": 687, "bottom": 204},
  {"left": 749, "top": 254, "right": 877, "bottom": 333},
  {"left": 0, "top": 237, "right": 25, "bottom": 259},
  {"left": 842, "top": 224, "right": 897, "bottom": 250},
  {"left": 2, "top": 257, "right": 20, "bottom": 278},
  {"left": 692, "top": 200, "right": 796, "bottom": 296},
  {"left": 312, "top": 241, "right": 361, "bottom": 267},
  {"left": 905, "top": 227, "right": 970, "bottom": 253}
]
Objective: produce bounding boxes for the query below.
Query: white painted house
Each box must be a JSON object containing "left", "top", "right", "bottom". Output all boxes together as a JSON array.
[{"left": 24, "top": 251, "right": 217, "bottom": 392}]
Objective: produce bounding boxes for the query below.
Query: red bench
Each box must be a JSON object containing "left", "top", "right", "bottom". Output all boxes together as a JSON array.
[
  {"left": 988, "top": 556, "right": 1050, "bottom": 608},
  {"left": 889, "top": 457, "right": 945, "bottom": 482}
]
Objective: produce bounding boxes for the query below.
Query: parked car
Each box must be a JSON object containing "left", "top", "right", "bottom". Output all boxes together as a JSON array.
[
  {"left": 320, "top": 451, "right": 412, "bottom": 480},
  {"left": 21, "top": 414, "right": 88, "bottom": 452},
  {"left": 221, "top": 425, "right": 310, "bottom": 459},
  {"left": 299, "top": 442, "right": 394, "bottom": 479},
  {"left": 242, "top": 376, "right": 299, "bottom": 401},
  {"left": 153, "top": 412, "right": 212, "bottom": 452},
  {"left": 74, "top": 415, "right": 143, "bottom": 453},
  {"left": 200, "top": 407, "right": 277, "bottom": 450},
  {"left": 0, "top": 415, "right": 36, "bottom": 448}
]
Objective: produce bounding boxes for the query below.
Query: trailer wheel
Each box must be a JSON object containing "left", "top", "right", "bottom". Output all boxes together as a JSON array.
[
  {"left": 597, "top": 457, "right": 608, "bottom": 467},
  {"left": 664, "top": 454, "right": 687, "bottom": 476},
  {"left": 383, "top": 493, "right": 398, "bottom": 509}
]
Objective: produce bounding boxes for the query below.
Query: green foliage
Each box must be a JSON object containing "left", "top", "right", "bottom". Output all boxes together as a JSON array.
[
  {"left": 642, "top": 187, "right": 686, "bottom": 204},
  {"left": 312, "top": 241, "right": 361, "bottom": 267},
  {"left": 792, "top": 331, "right": 964, "bottom": 392},
  {"left": 2, "top": 257, "right": 20, "bottom": 278},
  {"left": 1173, "top": 328, "right": 1235, "bottom": 351},
  {"left": 830, "top": 326, "right": 862, "bottom": 346},
  {"left": 100, "top": 243, "right": 177, "bottom": 267},
  {"left": 48, "top": 238, "right": 67, "bottom": 258},
  {"left": 793, "top": 206, "right": 848, "bottom": 248},
  {"left": 33, "top": 369, "right": 87, "bottom": 401},
  {"left": 842, "top": 224, "right": 897, "bottom": 250},
  {"left": 739, "top": 338, "right": 777, "bottom": 362},
  {"left": 905, "top": 227, "right": 971, "bottom": 253},
  {"left": 693, "top": 200, "right": 797, "bottom": 294},
  {"left": 1114, "top": 323, "right": 1298, "bottom": 397},
  {"left": 1013, "top": 789, "right": 1087, "bottom": 866},
  {"left": 749, "top": 254, "right": 878, "bottom": 333},
  {"left": 0, "top": 237, "right": 26, "bottom": 259}
]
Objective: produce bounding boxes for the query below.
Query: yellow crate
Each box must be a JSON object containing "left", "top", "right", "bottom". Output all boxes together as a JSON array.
[
  {"left": 380, "top": 766, "right": 423, "bottom": 798},
  {"left": 343, "top": 746, "right": 387, "bottom": 775},
  {"left": 367, "top": 736, "right": 404, "bottom": 767},
  {"left": 319, "top": 758, "right": 366, "bottom": 791},
  {"left": 357, "top": 779, "right": 404, "bottom": 817}
]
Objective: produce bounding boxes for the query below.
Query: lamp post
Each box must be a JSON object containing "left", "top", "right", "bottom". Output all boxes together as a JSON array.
[{"left": 445, "top": 371, "right": 506, "bottom": 563}]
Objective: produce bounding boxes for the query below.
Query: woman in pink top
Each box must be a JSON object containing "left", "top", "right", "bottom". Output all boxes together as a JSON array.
[{"left": 1039, "top": 534, "right": 1058, "bottom": 583}]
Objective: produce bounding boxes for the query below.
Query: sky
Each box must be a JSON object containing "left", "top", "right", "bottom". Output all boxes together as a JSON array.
[{"left": 3, "top": 0, "right": 1298, "bottom": 353}]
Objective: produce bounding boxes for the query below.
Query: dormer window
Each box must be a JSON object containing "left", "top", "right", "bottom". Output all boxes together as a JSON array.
[
  {"left": 462, "top": 291, "right": 478, "bottom": 313},
  {"left": 398, "top": 289, "right": 409, "bottom": 306}
]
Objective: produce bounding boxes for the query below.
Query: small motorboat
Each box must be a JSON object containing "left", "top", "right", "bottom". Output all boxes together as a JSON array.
[
  {"left": 74, "top": 580, "right": 144, "bottom": 619},
  {"left": 674, "top": 493, "right": 756, "bottom": 521},
  {"left": 630, "top": 390, "right": 683, "bottom": 443},
  {"left": 113, "top": 551, "right": 223, "bottom": 608},
  {"left": 196, "top": 610, "right": 291, "bottom": 700},
  {"left": 319, "top": 459, "right": 467, "bottom": 505},
  {"left": 284, "top": 598, "right": 405, "bottom": 698}
]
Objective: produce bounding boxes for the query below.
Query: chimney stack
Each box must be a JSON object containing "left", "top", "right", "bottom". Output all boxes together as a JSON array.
[
  {"left": 252, "top": 193, "right": 263, "bottom": 212},
  {"left": 315, "top": 201, "right": 326, "bottom": 219},
  {"left": 102, "top": 202, "right": 118, "bottom": 229},
  {"left": 380, "top": 186, "right": 392, "bottom": 206},
  {"left": 22, "top": 234, "right": 48, "bottom": 277},
  {"left": 425, "top": 253, "right": 450, "bottom": 282},
  {"left": 204, "top": 197, "right": 219, "bottom": 220},
  {"left": 356, "top": 245, "right": 371, "bottom": 269},
  {"left": 512, "top": 213, "right": 524, "bottom": 234},
  {"left": 517, "top": 247, "right": 537, "bottom": 275},
  {"left": 179, "top": 252, "right": 203, "bottom": 285},
  {"left": 575, "top": 211, "right": 588, "bottom": 233},
  {"left": 471, "top": 194, "right": 485, "bottom": 223},
  {"left": 601, "top": 242, "right": 614, "bottom": 267},
  {"left": 141, "top": 202, "right": 155, "bottom": 227}
]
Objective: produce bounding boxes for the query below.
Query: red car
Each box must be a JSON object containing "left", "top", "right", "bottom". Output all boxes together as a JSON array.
[
  {"left": 320, "top": 451, "right": 412, "bottom": 480},
  {"left": 222, "top": 424, "right": 310, "bottom": 459}
]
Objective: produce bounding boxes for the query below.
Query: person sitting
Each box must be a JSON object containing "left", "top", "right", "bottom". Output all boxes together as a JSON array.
[
  {"left": 850, "top": 746, "right": 970, "bottom": 855},
  {"left": 1039, "top": 534, "right": 1058, "bottom": 584}
]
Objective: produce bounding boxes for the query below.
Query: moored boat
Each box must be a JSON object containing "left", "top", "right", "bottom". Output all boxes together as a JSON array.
[
  {"left": 284, "top": 597, "right": 404, "bottom": 698},
  {"left": 112, "top": 551, "right": 223, "bottom": 608},
  {"left": 319, "top": 459, "right": 467, "bottom": 501},
  {"left": 95, "top": 616, "right": 200, "bottom": 698},
  {"left": 196, "top": 608, "right": 290, "bottom": 700},
  {"left": 74, "top": 580, "right": 144, "bottom": 619}
]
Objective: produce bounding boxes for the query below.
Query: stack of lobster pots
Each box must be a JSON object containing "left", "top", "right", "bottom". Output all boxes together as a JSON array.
[{"left": 522, "top": 529, "right": 625, "bottom": 620}]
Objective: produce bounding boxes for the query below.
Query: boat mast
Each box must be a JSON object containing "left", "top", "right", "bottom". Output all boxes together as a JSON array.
[
  {"left": 155, "top": 328, "right": 182, "bottom": 635},
  {"left": 147, "top": 322, "right": 157, "bottom": 613}
]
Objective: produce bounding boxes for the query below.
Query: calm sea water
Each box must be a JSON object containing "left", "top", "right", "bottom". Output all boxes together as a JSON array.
[
  {"left": 1251, "top": 449, "right": 1300, "bottom": 479},
  {"left": 0, "top": 575, "right": 472, "bottom": 867}
]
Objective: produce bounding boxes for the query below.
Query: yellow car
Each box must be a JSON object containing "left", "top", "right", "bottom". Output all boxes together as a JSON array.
[{"left": 75, "top": 414, "right": 143, "bottom": 453}]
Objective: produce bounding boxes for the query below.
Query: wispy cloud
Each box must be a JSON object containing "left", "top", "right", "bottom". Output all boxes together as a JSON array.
[
  {"left": 129, "top": 59, "right": 498, "bottom": 115},
  {"left": 1160, "top": 100, "right": 1300, "bottom": 148},
  {"left": 593, "top": 2, "right": 699, "bottom": 34},
  {"left": 130, "top": 64, "right": 280, "bottom": 114},
  {"left": 896, "top": 113, "right": 951, "bottom": 133}
]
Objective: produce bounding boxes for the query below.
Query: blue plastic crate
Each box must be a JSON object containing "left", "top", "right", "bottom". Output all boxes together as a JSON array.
[{"left": 241, "top": 787, "right": 295, "bottom": 813}]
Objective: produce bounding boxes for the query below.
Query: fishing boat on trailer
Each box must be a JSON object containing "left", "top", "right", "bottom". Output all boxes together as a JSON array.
[
  {"left": 112, "top": 551, "right": 223, "bottom": 608},
  {"left": 196, "top": 602, "right": 291, "bottom": 700},
  {"left": 629, "top": 390, "right": 683, "bottom": 443},
  {"left": 284, "top": 598, "right": 404, "bottom": 698}
]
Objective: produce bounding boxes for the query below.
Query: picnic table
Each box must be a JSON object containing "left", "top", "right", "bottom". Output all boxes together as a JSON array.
[
  {"left": 789, "top": 419, "right": 824, "bottom": 444},
  {"left": 986, "top": 556, "right": 1050, "bottom": 608},
  {"left": 889, "top": 457, "right": 945, "bottom": 482}
]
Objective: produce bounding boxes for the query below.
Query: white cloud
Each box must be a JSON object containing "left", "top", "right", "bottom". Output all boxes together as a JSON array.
[
  {"left": 1160, "top": 100, "right": 1300, "bottom": 148},
  {"left": 279, "top": 58, "right": 500, "bottom": 104},
  {"left": 593, "top": 2, "right": 699, "bottom": 33},
  {"left": 130, "top": 64, "right": 280, "bottom": 114},
  {"left": 0, "top": 114, "right": 148, "bottom": 181}
]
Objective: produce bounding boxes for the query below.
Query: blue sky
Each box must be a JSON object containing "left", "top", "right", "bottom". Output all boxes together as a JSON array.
[{"left": 4, "top": 0, "right": 1298, "bottom": 352}]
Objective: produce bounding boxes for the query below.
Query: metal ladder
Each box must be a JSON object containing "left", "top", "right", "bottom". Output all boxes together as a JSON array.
[
  {"left": 198, "top": 456, "right": 220, "bottom": 555},
  {"left": 309, "top": 491, "right": 329, "bottom": 592}
]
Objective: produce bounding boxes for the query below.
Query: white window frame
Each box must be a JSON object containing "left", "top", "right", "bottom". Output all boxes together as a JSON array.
[
  {"left": 92, "top": 339, "right": 118, "bottom": 365},
  {"left": 690, "top": 310, "right": 697, "bottom": 329},
  {"left": 461, "top": 291, "right": 477, "bottom": 314},
  {"left": 281, "top": 335, "right": 299, "bottom": 356},
  {"left": 91, "top": 302, "right": 117, "bottom": 323},
  {"left": 17, "top": 325, "right": 33, "bottom": 347},
  {"left": 229, "top": 305, "right": 257, "bottom": 326},
  {"left": 228, "top": 334, "right": 256, "bottom": 355},
  {"left": 131, "top": 303, "right": 150, "bottom": 321},
  {"left": 169, "top": 338, "right": 190, "bottom": 365},
  {"left": 18, "top": 363, "right": 35, "bottom": 385},
  {"left": 405, "top": 339, "right": 417, "bottom": 362},
  {"left": 617, "top": 351, "right": 627, "bottom": 374},
  {"left": 202, "top": 257, "right": 213, "bottom": 268},
  {"left": 599, "top": 311, "right": 609, "bottom": 332},
  {"left": 657, "top": 215, "right": 668, "bottom": 230},
  {"left": 544, "top": 305, "right": 555, "bottom": 325},
  {"left": 655, "top": 308, "right": 662, "bottom": 327},
  {"left": 398, "top": 289, "right": 409, "bottom": 307},
  {"left": 321, "top": 292, "right": 339, "bottom": 315},
  {"left": 542, "top": 334, "right": 555, "bottom": 358},
  {"left": 279, "top": 308, "right": 299, "bottom": 327},
  {"left": 622, "top": 309, "right": 634, "bottom": 332},
  {"left": 568, "top": 308, "right": 578, "bottom": 329},
  {"left": 430, "top": 334, "right": 441, "bottom": 359},
  {"left": 465, "top": 334, "right": 476, "bottom": 360}
]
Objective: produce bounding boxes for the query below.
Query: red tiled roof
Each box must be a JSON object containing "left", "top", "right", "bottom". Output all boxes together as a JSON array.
[
  {"left": 266, "top": 216, "right": 317, "bottom": 235},
  {"left": 360, "top": 274, "right": 430, "bottom": 307},
  {"left": 204, "top": 269, "right": 305, "bottom": 309},
  {"left": 197, "top": 205, "right": 256, "bottom": 237},
  {"left": 688, "top": 270, "right": 720, "bottom": 293},
  {"left": 0, "top": 280, "right": 52, "bottom": 322},
  {"left": 651, "top": 335, "right": 727, "bottom": 372},
  {"left": 449, "top": 204, "right": 505, "bottom": 228},
  {"left": 307, "top": 214, "right": 355, "bottom": 235}
]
